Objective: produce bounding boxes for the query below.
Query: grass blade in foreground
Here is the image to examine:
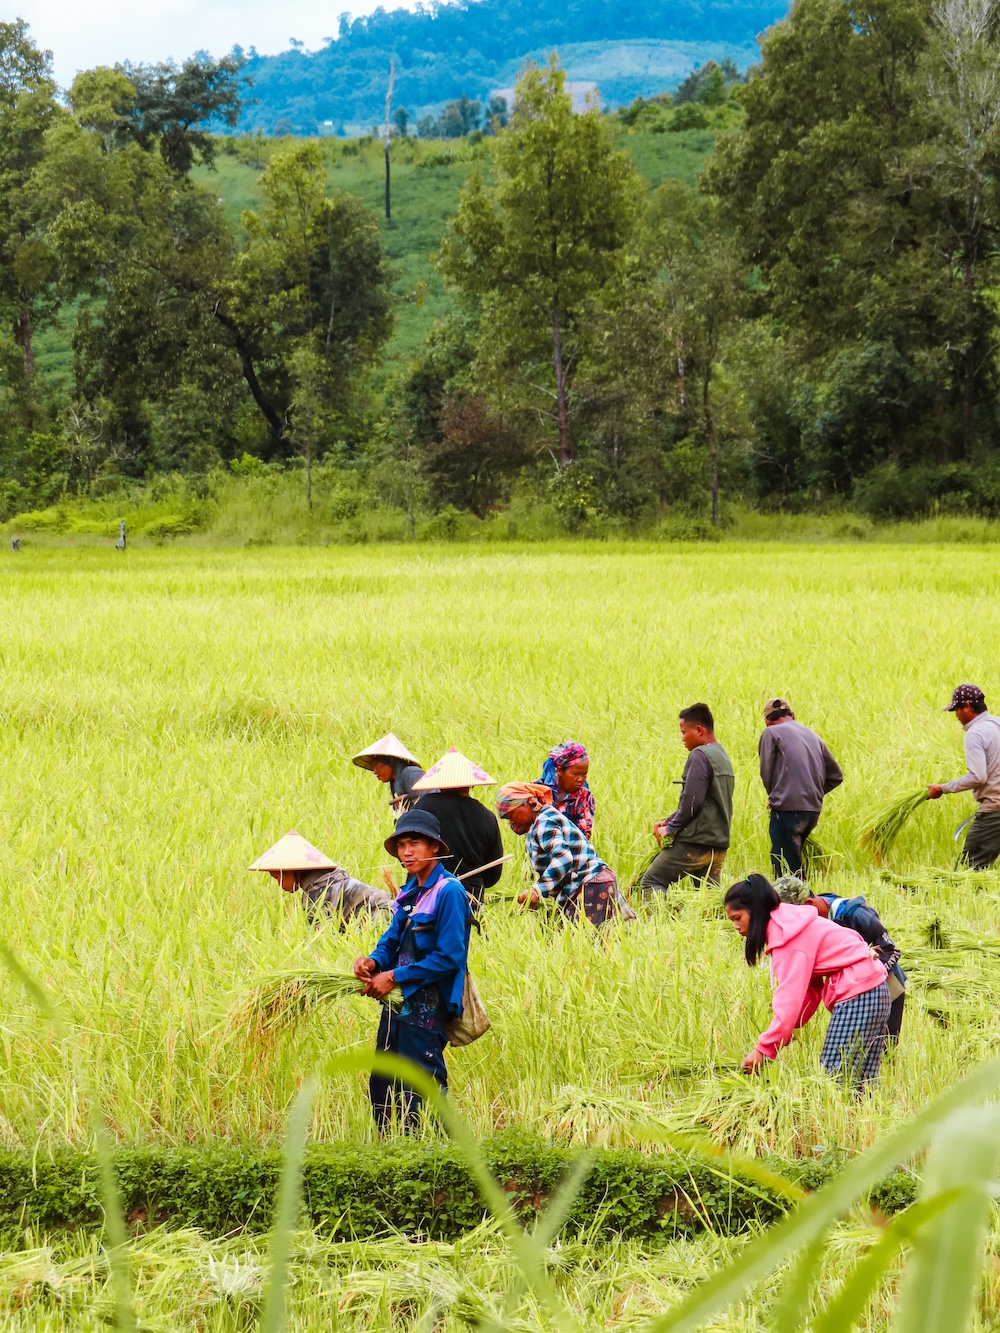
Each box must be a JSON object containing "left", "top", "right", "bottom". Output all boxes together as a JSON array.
[
  {"left": 638, "top": 1052, "right": 1000, "bottom": 1333},
  {"left": 324, "top": 1049, "right": 581, "bottom": 1333},
  {"left": 259, "top": 1076, "right": 317, "bottom": 1333},
  {"left": 769, "top": 1231, "right": 829, "bottom": 1333},
  {"left": 486, "top": 1153, "right": 597, "bottom": 1333},
  {"left": 895, "top": 1105, "right": 1000, "bottom": 1333},
  {"left": 811, "top": 1191, "right": 964, "bottom": 1333},
  {"left": 858, "top": 787, "right": 928, "bottom": 865},
  {"left": 0, "top": 943, "right": 136, "bottom": 1333}
]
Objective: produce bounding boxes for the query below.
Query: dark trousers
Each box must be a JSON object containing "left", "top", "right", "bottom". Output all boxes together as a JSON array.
[
  {"left": 963, "top": 811, "right": 1000, "bottom": 870},
  {"left": 888, "top": 992, "right": 905, "bottom": 1041},
  {"left": 370, "top": 1007, "right": 448, "bottom": 1134},
  {"left": 769, "top": 809, "right": 819, "bottom": 878},
  {"left": 641, "top": 842, "right": 726, "bottom": 893}
]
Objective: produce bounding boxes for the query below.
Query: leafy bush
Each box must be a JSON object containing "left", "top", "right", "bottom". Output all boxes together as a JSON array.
[
  {"left": 0, "top": 1138, "right": 917, "bottom": 1240},
  {"left": 671, "top": 103, "right": 710, "bottom": 131},
  {"left": 854, "top": 464, "right": 1000, "bottom": 520}
]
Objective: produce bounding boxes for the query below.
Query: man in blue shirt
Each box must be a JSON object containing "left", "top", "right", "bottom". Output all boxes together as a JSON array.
[{"left": 354, "top": 809, "right": 471, "bottom": 1132}]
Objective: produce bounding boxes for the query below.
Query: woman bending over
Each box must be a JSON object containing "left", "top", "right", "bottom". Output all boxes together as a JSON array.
[{"left": 724, "top": 874, "right": 890, "bottom": 1087}]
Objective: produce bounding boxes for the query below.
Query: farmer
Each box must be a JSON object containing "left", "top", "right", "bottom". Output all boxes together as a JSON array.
[
  {"left": 725, "top": 874, "right": 891, "bottom": 1086},
  {"left": 928, "top": 684, "right": 1000, "bottom": 869},
  {"left": 758, "top": 697, "right": 843, "bottom": 878},
  {"left": 249, "top": 830, "right": 392, "bottom": 924},
  {"left": 354, "top": 809, "right": 471, "bottom": 1133},
  {"left": 642, "top": 704, "right": 734, "bottom": 893},
  {"left": 495, "top": 783, "right": 635, "bottom": 925},
  {"left": 773, "top": 878, "right": 905, "bottom": 1040},
  {"left": 412, "top": 748, "right": 504, "bottom": 906},
  {"left": 537, "top": 741, "right": 595, "bottom": 836},
  {"left": 353, "top": 732, "right": 425, "bottom": 813}
]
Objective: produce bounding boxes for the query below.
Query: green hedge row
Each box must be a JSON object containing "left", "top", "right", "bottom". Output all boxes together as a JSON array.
[{"left": 0, "top": 1136, "right": 918, "bottom": 1241}]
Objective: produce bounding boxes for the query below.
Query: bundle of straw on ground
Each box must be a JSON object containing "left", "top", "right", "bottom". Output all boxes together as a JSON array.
[
  {"left": 858, "top": 787, "right": 929, "bottom": 864},
  {"left": 227, "top": 970, "right": 402, "bottom": 1045}
]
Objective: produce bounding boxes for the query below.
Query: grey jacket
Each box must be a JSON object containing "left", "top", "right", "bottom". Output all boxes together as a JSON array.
[
  {"left": 940, "top": 711, "right": 1000, "bottom": 812},
  {"left": 758, "top": 719, "right": 843, "bottom": 813},
  {"left": 298, "top": 868, "right": 392, "bottom": 926}
]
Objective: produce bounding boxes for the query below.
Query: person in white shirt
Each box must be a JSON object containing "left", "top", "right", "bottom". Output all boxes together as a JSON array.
[{"left": 928, "top": 683, "right": 1000, "bottom": 869}]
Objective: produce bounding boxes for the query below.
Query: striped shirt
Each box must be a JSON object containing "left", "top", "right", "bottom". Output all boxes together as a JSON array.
[{"left": 527, "top": 805, "right": 607, "bottom": 902}]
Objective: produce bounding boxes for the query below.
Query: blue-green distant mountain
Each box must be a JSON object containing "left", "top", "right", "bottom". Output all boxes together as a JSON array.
[{"left": 237, "top": 0, "right": 789, "bottom": 133}]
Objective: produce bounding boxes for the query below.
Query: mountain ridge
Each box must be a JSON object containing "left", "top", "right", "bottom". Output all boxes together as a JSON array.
[{"left": 236, "top": 0, "right": 788, "bottom": 133}]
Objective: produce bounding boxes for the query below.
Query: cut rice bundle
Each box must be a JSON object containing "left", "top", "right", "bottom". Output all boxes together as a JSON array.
[
  {"left": 858, "top": 787, "right": 929, "bottom": 865},
  {"left": 227, "top": 969, "right": 402, "bottom": 1044}
]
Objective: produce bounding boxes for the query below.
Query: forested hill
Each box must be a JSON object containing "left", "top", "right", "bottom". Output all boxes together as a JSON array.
[{"left": 239, "top": 0, "right": 787, "bottom": 132}]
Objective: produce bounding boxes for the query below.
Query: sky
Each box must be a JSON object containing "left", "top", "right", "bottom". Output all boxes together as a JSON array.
[{"left": 11, "top": 0, "right": 414, "bottom": 87}]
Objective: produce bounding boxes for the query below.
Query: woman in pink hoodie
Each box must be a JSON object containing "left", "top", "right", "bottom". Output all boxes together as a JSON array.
[{"left": 724, "top": 874, "right": 891, "bottom": 1086}]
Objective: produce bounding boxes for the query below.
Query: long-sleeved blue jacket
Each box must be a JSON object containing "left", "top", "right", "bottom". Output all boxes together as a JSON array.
[
  {"left": 821, "top": 893, "right": 905, "bottom": 985},
  {"left": 369, "top": 862, "right": 470, "bottom": 1015}
]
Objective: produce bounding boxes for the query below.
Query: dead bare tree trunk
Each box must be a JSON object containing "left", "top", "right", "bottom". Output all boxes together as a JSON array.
[
  {"left": 551, "top": 293, "right": 569, "bottom": 467},
  {"left": 383, "top": 59, "right": 395, "bottom": 222}
]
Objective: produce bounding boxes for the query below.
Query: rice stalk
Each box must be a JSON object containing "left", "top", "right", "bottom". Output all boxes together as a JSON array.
[
  {"left": 801, "top": 835, "right": 837, "bottom": 877},
  {"left": 858, "top": 787, "right": 929, "bottom": 865},
  {"left": 227, "top": 970, "right": 402, "bottom": 1045}
]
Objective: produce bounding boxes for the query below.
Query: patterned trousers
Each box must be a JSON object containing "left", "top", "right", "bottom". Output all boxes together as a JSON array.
[{"left": 820, "top": 981, "right": 891, "bottom": 1087}]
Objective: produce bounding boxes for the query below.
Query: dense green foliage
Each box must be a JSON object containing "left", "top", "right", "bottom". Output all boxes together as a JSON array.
[
  {"left": 8, "top": 0, "right": 1000, "bottom": 535},
  {"left": 237, "top": 0, "right": 784, "bottom": 132},
  {"left": 0, "top": 1138, "right": 916, "bottom": 1239}
]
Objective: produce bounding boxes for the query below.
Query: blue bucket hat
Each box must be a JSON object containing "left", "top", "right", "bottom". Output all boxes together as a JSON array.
[{"left": 384, "top": 809, "right": 451, "bottom": 860}]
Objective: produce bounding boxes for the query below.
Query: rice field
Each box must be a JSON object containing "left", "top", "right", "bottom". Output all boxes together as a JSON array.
[{"left": 2, "top": 540, "right": 1000, "bottom": 1328}]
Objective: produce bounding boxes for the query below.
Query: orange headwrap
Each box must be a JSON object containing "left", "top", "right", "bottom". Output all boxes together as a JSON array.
[{"left": 495, "top": 782, "right": 553, "bottom": 817}]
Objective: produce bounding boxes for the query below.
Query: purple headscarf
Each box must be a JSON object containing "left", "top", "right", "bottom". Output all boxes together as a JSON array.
[{"left": 539, "top": 741, "right": 595, "bottom": 837}]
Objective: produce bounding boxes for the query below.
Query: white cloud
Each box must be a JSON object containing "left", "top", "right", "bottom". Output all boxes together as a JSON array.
[{"left": 13, "top": 0, "right": 417, "bottom": 88}]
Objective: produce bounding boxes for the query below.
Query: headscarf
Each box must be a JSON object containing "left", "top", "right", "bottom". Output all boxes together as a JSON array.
[
  {"left": 539, "top": 741, "right": 594, "bottom": 837},
  {"left": 495, "top": 783, "right": 553, "bottom": 818}
]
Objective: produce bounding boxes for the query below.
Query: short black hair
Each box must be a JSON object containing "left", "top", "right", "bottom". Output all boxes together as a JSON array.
[
  {"left": 972, "top": 699, "right": 988, "bottom": 715},
  {"left": 679, "top": 703, "right": 714, "bottom": 731}
]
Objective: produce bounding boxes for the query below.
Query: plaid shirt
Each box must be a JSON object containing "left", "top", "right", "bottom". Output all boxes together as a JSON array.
[{"left": 527, "top": 806, "right": 607, "bottom": 902}]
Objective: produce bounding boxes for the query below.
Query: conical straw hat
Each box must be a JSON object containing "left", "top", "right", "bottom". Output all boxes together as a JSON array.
[
  {"left": 249, "top": 830, "right": 337, "bottom": 873},
  {"left": 412, "top": 747, "right": 497, "bottom": 791},
  {"left": 352, "top": 732, "right": 421, "bottom": 772}
]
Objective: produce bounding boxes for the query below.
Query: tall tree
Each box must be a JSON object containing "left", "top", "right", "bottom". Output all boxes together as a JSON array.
[
  {"left": 648, "top": 181, "right": 746, "bottom": 524},
  {"left": 67, "top": 67, "right": 137, "bottom": 154},
  {"left": 706, "top": 0, "right": 1000, "bottom": 482},
  {"left": 926, "top": 0, "right": 1000, "bottom": 458},
  {"left": 115, "top": 52, "right": 249, "bottom": 173},
  {"left": 38, "top": 117, "right": 242, "bottom": 466},
  {"left": 0, "top": 19, "right": 59, "bottom": 386},
  {"left": 219, "top": 142, "right": 394, "bottom": 455},
  {"left": 438, "top": 59, "right": 643, "bottom": 465}
]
